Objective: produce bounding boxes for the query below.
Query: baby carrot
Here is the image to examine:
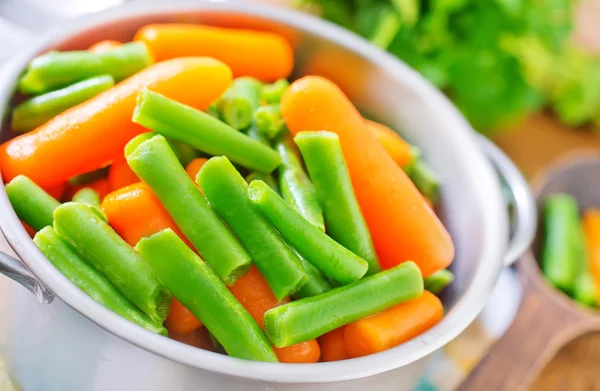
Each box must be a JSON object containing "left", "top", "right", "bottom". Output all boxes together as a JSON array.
[
  {"left": 264, "top": 261, "right": 423, "bottom": 347},
  {"left": 198, "top": 157, "right": 307, "bottom": 299},
  {"left": 133, "top": 90, "right": 281, "bottom": 174},
  {"left": 249, "top": 180, "right": 368, "bottom": 285},
  {"left": 126, "top": 135, "right": 251, "bottom": 285},
  {"left": 583, "top": 209, "right": 600, "bottom": 306},
  {"left": 34, "top": 226, "right": 166, "bottom": 335},
  {"left": 185, "top": 158, "right": 208, "bottom": 180},
  {"left": 44, "top": 182, "right": 67, "bottom": 201},
  {"left": 281, "top": 76, "right": 454, "bottom": 277},
  {"left": 136, "top": 229, "right": 278, "bottom": 362},
  {"left": 318, "top": 327, "right": 349, "bottom": 362},
  {"left": 134, "top": 24, "right": 293, "bottom": 81},
  {"left": 573, "top": 217, "right": 597, "bottom": 307},
  {"left": 275, "top": 339, "right": 321, "bottom": 364},
  {"left": 344, "top": 291, "right": 443, "bottom": 358},
  {"left": 18, "top": 42, "right": 152, "bottom": 94},
  {"left": 365, "top": 119, "right": 413, "bottom": 167},
  {"left": 217, "top": 77, "right": 262, "bottom": 130},
  {"left": 72, "top": 187, "right": 101, "bottom": 207},
  {"left": 295, "top": 131, "right": 380, "bottom": 275},
  {"left": 108, "top": 158, "right": 139, "bottom": 191},
  {"left": 11, "top": 75, "right": 115, "bottom": 133},
  {"left": 53, "top": 202, "right": 171, "bottom": 323},
  {"left": 0, "top": 57, "right": 233, "bottom": 188},
  {"left": 6, "top": 175, "right": 59, "bottom": 231},
  {"left": 88, "top": 40, "right": 122, "bottom": 53},
  {"left": 164, "top": 298, "right": 203, "bottom": 335}
]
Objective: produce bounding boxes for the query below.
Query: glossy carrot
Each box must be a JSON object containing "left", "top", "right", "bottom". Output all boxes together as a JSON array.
[
  {"left": 88, "top": 40, "right": 122, "bottom": 53},
  {"left": 0, "top": 57, "right": 232, "bottom": 188},
  {"left": 582, "top": 209, "right": 600, "bottom": 306},
  {"left": 318, "top": 327, "right": 349, "bottom": 362},
  {"left": 228, "top": 265, "right": 320, "bottom": 363},
  {"left": 134, "top": 24, "right": 293, "bottom": 82},
  {"left": 164, "top": 297, "right": 203, "bottom": 335},
  {"left": 108, "top": 158, "right": 139, "bottom": 191},
  {"left": 365, "top": 119, "right": 413, "bottom": 167},
  {"left": 185, "top": 158, "right": 208, "bottom": 180},
  {"left": 344, "top": 291, "right": 443, "bottom": 358},
  {"left": 281, "top": 76, "right": 454, "bottom": 277}
]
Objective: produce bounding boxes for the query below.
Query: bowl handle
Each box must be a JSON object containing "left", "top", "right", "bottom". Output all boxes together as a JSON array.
[
  {"left": 475, "top": 135, "right": 537, "bottom": 266},
  {"left": 0, "top": 250, "right": 54, "bottom": 304}
]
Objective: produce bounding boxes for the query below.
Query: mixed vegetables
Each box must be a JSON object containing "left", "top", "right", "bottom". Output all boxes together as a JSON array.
[{"left": 1, "top": 23, "right": 456, "bottom": 363}]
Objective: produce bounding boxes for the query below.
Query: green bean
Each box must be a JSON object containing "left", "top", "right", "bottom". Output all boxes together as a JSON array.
[
  {"left": 18, "top": 42, "right": 152, "bottom": 95},
  {"left": 53, "top": 202, "right": 171, "bottom": 323},
  {"left": 245, "top": 172, "right": 279, "bottom": 193},
  {"left": 295, "top": 131, "right": 380, "bottom": 274},
  {"left": 542, "top": 194, "right": 579, "bottom": 294},
  {"left": 572, "top": 216, "right": 597, "bottom": 307},
  {"left": 72, "top": 187, "right": 100, "bottom": 207},
  {"left": 247, "top": 123, "right": 270, "bottom": 145},
  {"left": 248, "top": 180, "right": 368, "bottom": 284},
  {"left": 6, "top": 175, "right": 59, "bottom": 231},
  {"left": 275, "top": 132, "right": 324, "bottom": 231},
  {"left": 136, "top": 229, "right": 278, "bottom": 362},
  {"left": 11, "top": 75, "right": 114, "bottom": 133},
  {"left": 125, "top": 134, "right": 251, "bottom": 285},
  {"left": 254, "top": 105, "right": 286, "bottom": 139},
  {"left": 293, "top": 256, "right": 333, "bottom": 299},
  {"left": 168, "top": 140, "right": 198, "bottom": 167},
  {"left": 198, "top": 157, "right": 306, "bottom": 299},
  {"left": 424, "top": 269, "right": 454, "bottom": 294},
  {"left": 261, "top": 79, "right": 289, "bottom": 105},
  {"left": 264, "top": 261, "right": 423, "bottom": 347},
  {"left": 133, "top": 90, "right": 281, "bottom": 174},
  {"left": 34, "top": 227, "right": 166, "bottom": 335},
  {"left": 217, "top": 77, "right": 262, "bottom": 130},
  {"left": 407, "top": 159, "right": 440, "bottom": 204}
]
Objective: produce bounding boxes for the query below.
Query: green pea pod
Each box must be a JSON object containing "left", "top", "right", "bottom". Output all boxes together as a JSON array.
[
  {"left": 248, "top": 180, "right": 368, "bottom": 284},
  {"left": 11, "top": 75, "right": 115, "bottom": 133},
  {"left": 275, "top": 132, "right": 324, "bottom": 231},
  {"left": 72, "top": 187, "right": 101, "bottom": 207},
  {"left": 53, "top": 202, "right": 171, "bottom": 324},
  {"left": 19, "top": 42, "right": 152, "bottom": 95},
  {"left": 254, "top": 105, "right": 286, "bottom": 139},
  {"left": 34, "top": 227, "right": 166, "bottom": 335},
  {"left": 198, "top": 156, "right": 307, "bottom": 300},
  {"left": 6, "top": 175, "right": 59, "bottom": 231},
  {"left": 132, "top": 90, "right": 281, "bottom": 174},
  {"left": 125, "top": 134, "right": 251, "bottom": 285},
  {"left": 217, "top": 77, "right": 262, "bottom": 130},
  {"left": 295, "top": 131, "right": 380, "bottom": 274},
  {"left": 423, "top": 269, "right": 454, "bottom": 294},
  {"left": 293, "top": 256, "right": 333, "bottom": 299},
  {"left": 264, "top": 261, "right": 423, "bottom": 347},
  {"left": 136, "top": 229, "right": 278, "bottom": 362},
  {"left": 261, "top": 79, "right": 289, "bottom": 105}
]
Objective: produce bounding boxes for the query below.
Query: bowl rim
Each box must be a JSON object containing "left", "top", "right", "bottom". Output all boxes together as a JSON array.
[{"left": 0, "top": 0, "right": 508, "bottom": 383}]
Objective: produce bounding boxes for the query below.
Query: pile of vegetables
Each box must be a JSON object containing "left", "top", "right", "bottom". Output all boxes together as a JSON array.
[
  {"left": 1, "top": 23, "right": 456, "bottom": 363},
  {"left": 298, "top": 0, "right": 600, "bottom": 131}
]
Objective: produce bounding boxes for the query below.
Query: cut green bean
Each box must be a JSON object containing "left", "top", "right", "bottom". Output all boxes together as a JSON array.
[
  {"left": 295, "top": 131, "right": 380, "bottom": 274},
  {"left": 207, "top": 101, "right": 220, "bottom": 119},
  {"left": 34, "top": 227, "right": 166, "bottom": 335},
  {"left": 53, "top": 202, "right": 171, "bottom": 323},
  {"left": 275, "top": 132, "right": 324, "bottom": 231},
  {"left": 6, "top": 175, "right": 59, "bottom": 231},
  {"left": 133, "top": 90, "right": 281, "bottom": 174},
  {"left": 248, "top": 180, "right": 368, "bottom": 284},
  {"left": 198, "top": 157, "right": 306, "bottom": 300},
  {"left": 542, "top": 194, "right": 579, "bottom": 294},
  {"left": 293, "top": 256, "right": 333, "bottom": 299},
  {"left": 261, "top": 79, "right": 289, "bottom": 105},
  {"left": 18, "top": 42, "right": 152, "bottom": 95},
  {"left": 245, "top": 172, "right": 279, "bottom": 193},
  {"left": 125, "top": 134, "right": 251, "bottom": 285},
  {"left": 264, "top": 261, "right": 423, "bottom": 347},
  {"left": 217, "top": 77, "right": 262, "bottom": 130},
  {"left": 72, "top": 187, "right": 100, "bottom": 207},
  {"left": 254, "top": 105, "right": 286, "bottom": 139},
  {"left": 11, "top": 75, "right": 114, "bottom": 133},
  {"left": 136, "top": 229, "right": 278, "bottom": 362},
  {"left": 424, "top": 269, "right": 454, "bottom": 294},
  {"left": 407, "top": 159, "right": 440, "bottom": 204},
  {"left": 572, "top": 216, "right": 597, "bottom": 307}
]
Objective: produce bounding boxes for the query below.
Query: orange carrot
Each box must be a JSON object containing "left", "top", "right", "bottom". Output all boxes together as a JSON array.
[
  {"left": 318, "top": 327, "right": 350, "bottom": 362},
  {"left": 281, "top": 76, "right": 454, "bottom": 277},
  {"left": 44, "top": 182, "right": 67, "bottom": 201},
  {"left": 229, "top": 265, "right": 320, "bottom": 363},
  {"left": 88, "top": 40, "right": 122, "bottom": 53},
  {"left": 0, "top": 57, "right": 232, "bottom": 188},
  {"left": 23, "top": 222, "right": 37, "bottom": 238},
  {"left": 365, "top": 119, "right": 413, "bottom": 167},
  {"left": 108, "top": 158, "right": 139, "bottom": 191},
  {"left": 164, "top": 297, "right": 203, "bottom": 335},
  {"left": 583, "top": 209, "right": 600, "bottom": 305},
  {"left": 185, "top": 158, "right": 208, "bottom": 180},
  {"left": 344, "top": 291, "right": 443, "bottom": 358},
  {"left": 134, "top": 24, "right": 293, "bottom": 82}
]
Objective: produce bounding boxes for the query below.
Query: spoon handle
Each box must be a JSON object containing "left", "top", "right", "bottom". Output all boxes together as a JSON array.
[{"left": 458, "top": 256, "right": 600, "bottom": 391}]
